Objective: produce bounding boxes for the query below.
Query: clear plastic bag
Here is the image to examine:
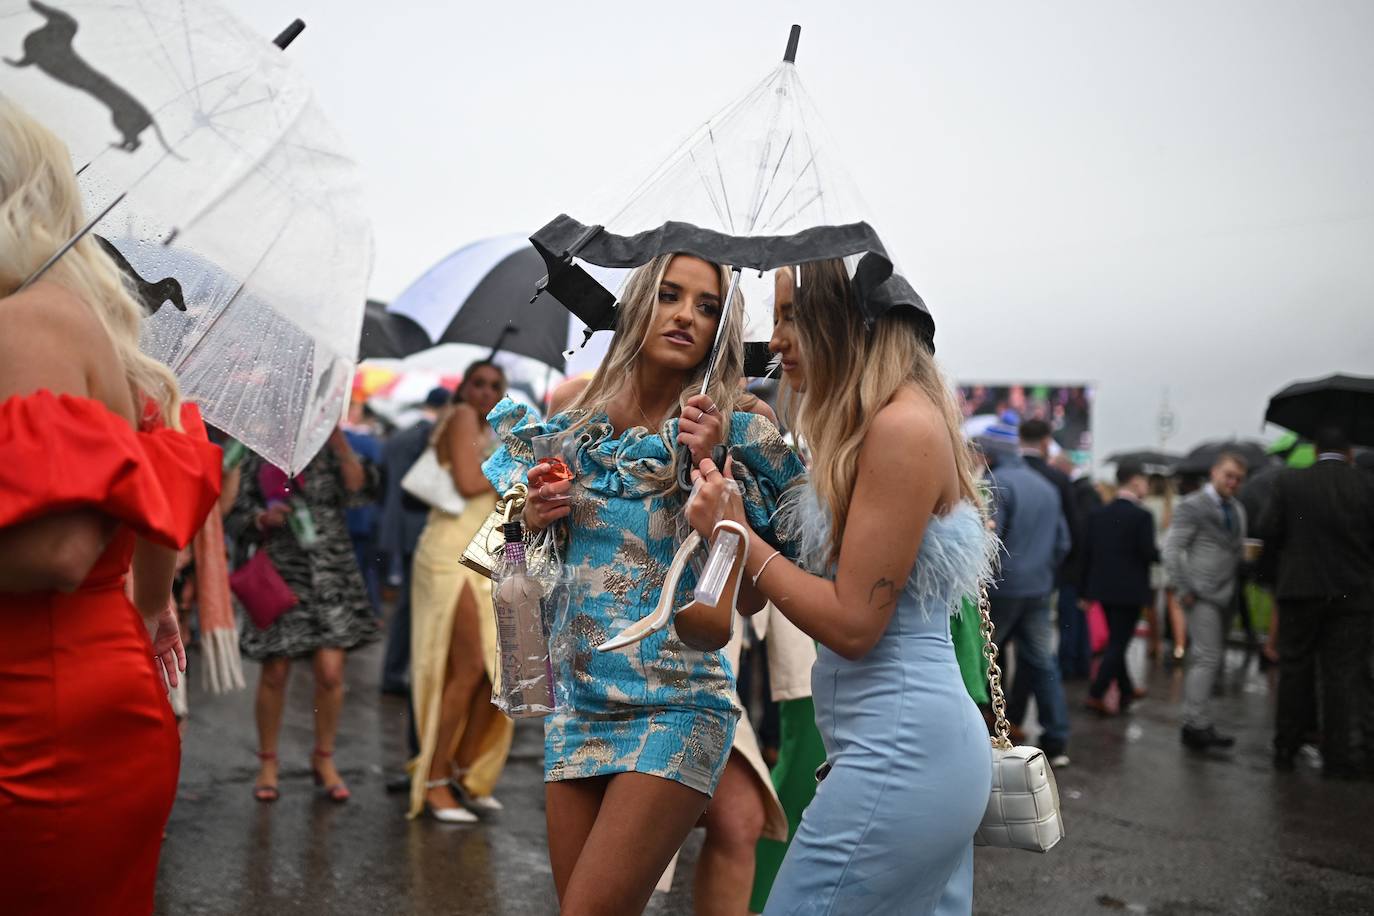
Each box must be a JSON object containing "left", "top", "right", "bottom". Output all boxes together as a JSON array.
[{"left": 490, "top": 521, "right": 555, "bottom": 719}]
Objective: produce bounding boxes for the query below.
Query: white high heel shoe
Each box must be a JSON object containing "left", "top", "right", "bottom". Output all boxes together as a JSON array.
[
  {"left": 595, "top": 519, "right": 749, "bottom": 652},
  {"left": 424, "top": 779, "right": 478, "bottom": 824}
]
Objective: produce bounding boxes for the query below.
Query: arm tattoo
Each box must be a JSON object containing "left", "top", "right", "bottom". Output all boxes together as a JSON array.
[{"left": 868, "top": 577, "right": 898, "bottom": 611}]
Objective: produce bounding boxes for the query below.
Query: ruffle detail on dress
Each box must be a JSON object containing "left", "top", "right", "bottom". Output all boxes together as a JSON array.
[
  {"left": 776, "top": 483, "right": 999, "bottom": 619},
  {"left": 484, "top": 398, "right": 806, "bottom": 518},
  {"left": 0, "top": 391, "right": 222, "bottom": 550}
]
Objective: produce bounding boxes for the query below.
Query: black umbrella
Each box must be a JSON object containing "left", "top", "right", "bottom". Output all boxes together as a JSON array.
[
  {"left": 1265, "top": 373, "right": 1374, "bottom": 447},
  {"left": 1104, "top": 449, "right": 1181, "bottom": 474},
  {"left": 358, "top": 300, "right": 430, "bottom": 361},
  {"left": 1176, "top": 439, "right": 1273, "bottom": 476},
  {"left": 387, "top": 237, "right": 627, "bottom": 372}
]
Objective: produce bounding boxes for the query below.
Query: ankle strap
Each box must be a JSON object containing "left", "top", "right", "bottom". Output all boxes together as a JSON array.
[
  {"left": 424, "top": 778, "right": 452, "bottom": 789},
  {"left": 312, "top": 748, "right": 333, "bottom": 758},
  {"left": 257, "top": 751, "right": 277, "bottom": 760}
]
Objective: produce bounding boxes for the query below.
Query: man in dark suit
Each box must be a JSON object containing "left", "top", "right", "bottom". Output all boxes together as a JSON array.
[
  {"left": 1259, "top": 428, "right": 1374, "bottom": 777},
  {"left": 1080, "top": 463, "right": 1159, "bottom": 715}
]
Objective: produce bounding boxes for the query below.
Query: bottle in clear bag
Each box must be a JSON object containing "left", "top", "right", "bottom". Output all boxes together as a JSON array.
[{"left": 492, "top": 520, "right": 554, "bottom": 718}]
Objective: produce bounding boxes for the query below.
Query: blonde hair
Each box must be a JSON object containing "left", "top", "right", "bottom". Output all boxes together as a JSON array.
[
  {"left": 0, "top": 98, "right": 181, "bottom": 427},
  {"left": 566, "top": 252, "right": 747, "bottom": 494},
  {"left": 781, "top": 261, "right": 979, "bottom": 564}
]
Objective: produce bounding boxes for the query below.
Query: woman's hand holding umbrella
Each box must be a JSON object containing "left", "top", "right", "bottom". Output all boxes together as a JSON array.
[{"left": 677, "top": 394, "right": 725, "bottom": 467}]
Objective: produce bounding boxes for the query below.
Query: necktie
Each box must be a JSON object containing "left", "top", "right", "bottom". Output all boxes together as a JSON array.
[{"left": 1220, "top": 500, "right": 1235, "bottom": 533}]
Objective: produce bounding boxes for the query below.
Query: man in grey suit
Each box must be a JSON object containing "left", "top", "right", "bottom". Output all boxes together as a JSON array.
[{"left": 1164, "top": 452, "right": 1249, "bottom": 752}]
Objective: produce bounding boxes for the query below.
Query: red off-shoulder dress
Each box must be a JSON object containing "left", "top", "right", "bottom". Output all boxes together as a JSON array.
[{"left": 0, "top": 391, "right": 221, "bottom": 915}]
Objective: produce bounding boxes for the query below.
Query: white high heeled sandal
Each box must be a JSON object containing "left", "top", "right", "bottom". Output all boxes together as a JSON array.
[
  {"left": 424, "top": 778, "right": 478, "bottom": 824},
  {"left": 595, "top": 519, "right": 749, "bottom": 652}
]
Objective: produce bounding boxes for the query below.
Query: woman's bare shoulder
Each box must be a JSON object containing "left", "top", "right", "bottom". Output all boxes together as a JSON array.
[
  {"left": 866, "top": 388, "right": 942, "bottom": 450},
  {"left": 549, "top": 377, "right": 590, "bottom": 415},
  {"left": 0, "top": 282, "right": 111, "bottom": 403},
  {"left": 739, "top": 393, "right": 777, "bottom": 424}
]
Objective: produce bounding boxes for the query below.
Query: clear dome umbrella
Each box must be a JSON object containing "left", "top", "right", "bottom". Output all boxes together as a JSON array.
[
  {"left": 2, "top": 1, "right": 371, "bottom": 474},
  {"left": 529, "top": 24, "right": 931, "bottom": 486}
]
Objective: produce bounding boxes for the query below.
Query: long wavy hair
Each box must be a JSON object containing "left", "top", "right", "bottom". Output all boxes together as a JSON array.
[
  {"left": 0, "top": 98, "right": 181, "bottom": 427},
  {"left": 782, "top": 260, "right": 980, "bottom": 564},
  {"left": 565, "top": 252, "right": 747, "bottom": 494}
]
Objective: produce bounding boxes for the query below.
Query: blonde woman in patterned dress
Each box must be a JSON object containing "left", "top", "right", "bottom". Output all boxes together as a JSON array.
[
  {"left": 407, "top": 361, "right": 510, "bottom": 822},
  {"left": 484, "top": 253, "right": 803, "bottom": 914}
]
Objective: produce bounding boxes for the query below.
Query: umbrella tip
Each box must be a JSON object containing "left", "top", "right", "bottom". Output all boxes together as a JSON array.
[
  {"left": 784, "top": 24, "right": 801, "bottom": 63},
  {"left": 273, "top": 19, "right": 306, "bottom": 50}
]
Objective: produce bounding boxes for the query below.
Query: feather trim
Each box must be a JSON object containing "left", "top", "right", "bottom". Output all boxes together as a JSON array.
[{"left": 775, "top": 483, "right": 1000, "bottom": 619}]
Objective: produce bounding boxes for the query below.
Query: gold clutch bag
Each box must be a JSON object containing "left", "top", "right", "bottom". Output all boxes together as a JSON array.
[{"left": 460, "top": 484, "right": 528, "bottom": 578}]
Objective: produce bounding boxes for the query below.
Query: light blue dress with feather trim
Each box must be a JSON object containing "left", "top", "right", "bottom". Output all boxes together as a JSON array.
[
  {"left": 763, "top": 489, "right": 995, "bottom": 916},
  {"left": 482, "top": 398, "right": 804, "bottom": 796}
]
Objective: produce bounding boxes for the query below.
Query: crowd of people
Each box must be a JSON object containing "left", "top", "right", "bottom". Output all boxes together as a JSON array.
[
  {"left": 3, "top": 91, "right": 1373, "bottom": 916},
  {"left": 974, "top": 415, "right": 1374, "bottom": 782}
]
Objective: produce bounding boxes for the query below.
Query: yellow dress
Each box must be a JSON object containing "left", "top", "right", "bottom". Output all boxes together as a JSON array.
[{"left": 405, "top": 488, "right": 514, "bottom": 818}]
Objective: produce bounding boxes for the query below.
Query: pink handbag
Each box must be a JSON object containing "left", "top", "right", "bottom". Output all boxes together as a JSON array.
[
  {"left": 229, "top": 549, "right": 298, "bottom": 629},
  {"left": 1086, "top": 601, "right": 1110, "bottom": 655}
]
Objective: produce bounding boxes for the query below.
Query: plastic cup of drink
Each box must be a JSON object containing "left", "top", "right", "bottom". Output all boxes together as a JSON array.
[{"left": 1243, "top": 538, "right": 1263, "bottom": 562}]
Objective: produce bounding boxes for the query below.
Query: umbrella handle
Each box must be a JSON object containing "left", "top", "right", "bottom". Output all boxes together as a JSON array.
[
  {"left": 677, "top": 444, "right": 728, "bottom": 492},
  {"left": 784, "top": 24, "right": 801, "bottom": 63},
  {"left": 273, "top": 20, "right": 306, "bottom": 50}
]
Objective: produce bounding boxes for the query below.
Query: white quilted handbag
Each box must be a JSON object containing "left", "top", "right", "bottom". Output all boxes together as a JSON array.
[{"left": 972, "top": 585, "right": 1065, "bottom": 852}]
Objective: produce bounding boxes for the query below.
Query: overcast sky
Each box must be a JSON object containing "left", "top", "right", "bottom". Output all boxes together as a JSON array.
[{"left": 232, "top": 0, "right": 1374, "bottom": 460}]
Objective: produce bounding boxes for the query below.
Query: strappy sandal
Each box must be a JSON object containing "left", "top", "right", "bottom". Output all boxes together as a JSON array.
[
  {"left": 253, "top": 751, "right": 280, "bottom": 803},
  {"left": 596, "top": 519, "right": 749, "bottom": 652},
  {"left": 311, "top": 748, "right": 351, "bottom": 803},
  {"left": 424, "top": 778, "right": 478, "bottom": 823}
]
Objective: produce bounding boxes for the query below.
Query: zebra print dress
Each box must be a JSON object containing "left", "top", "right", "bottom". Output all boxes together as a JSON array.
[{"left": 230, "top": 447, "right": 381, "bottom": 661}]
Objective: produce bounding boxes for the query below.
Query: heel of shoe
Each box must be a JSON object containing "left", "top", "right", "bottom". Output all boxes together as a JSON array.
[
  {"left": 674, "top": 520, "right": 749, "bottom": 651},
  {"left": 311, "top": 748, "right": 350, "bottom": 802}
]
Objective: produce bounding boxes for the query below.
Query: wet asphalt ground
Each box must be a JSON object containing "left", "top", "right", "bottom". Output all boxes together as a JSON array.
[{"left": 155, "top": 625, "right": 1374, "bottom": 916}]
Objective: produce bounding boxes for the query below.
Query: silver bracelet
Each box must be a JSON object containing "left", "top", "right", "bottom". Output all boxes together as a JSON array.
[{"left": 753, "top": 549, "right": 782, "bottom": 586}]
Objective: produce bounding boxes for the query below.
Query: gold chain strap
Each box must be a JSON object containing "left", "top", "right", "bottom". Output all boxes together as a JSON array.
[{"left": 978, "top": 583, "right": 1014, "bottom": 751}]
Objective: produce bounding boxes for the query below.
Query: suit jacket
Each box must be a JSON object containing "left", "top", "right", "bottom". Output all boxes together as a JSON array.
[
  {"left": 1081, "top": 498, "right": 1159, "bottom": 607},
  {"left": 1024, "top": 453, "right": 1083, "bottom": 586},
  {"left": 1257, "top": 459, "right": 1374, "bottom": 603},
  {"left": 987, "top": 453, "right": 1071, "bottom": 599},
  {"left": 1162, "top": 488, "right": 1246, "bottom": 606}
]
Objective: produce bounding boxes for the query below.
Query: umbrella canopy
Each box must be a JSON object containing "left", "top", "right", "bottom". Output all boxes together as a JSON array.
[
  {"left": 2, "top": 1, "right": 372, "bottom": 474},
  {"left": 1104, "top": 449, "right": 1181, "bottom": 475},
  {"left": 529, "top": 25, "right": 932, "bottom": 356},
  {"left": 359, "top": 299, "right": 429, "bottom": 361},
  {"left": 1176, "top": 439, "right": 1273, "bottom": 477},
  {"left": 387, "top": 234, "right": 626, "bottom": 374},
  {"left": 1265, "top": 373, "right": 1374, "bottom": 448}
]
